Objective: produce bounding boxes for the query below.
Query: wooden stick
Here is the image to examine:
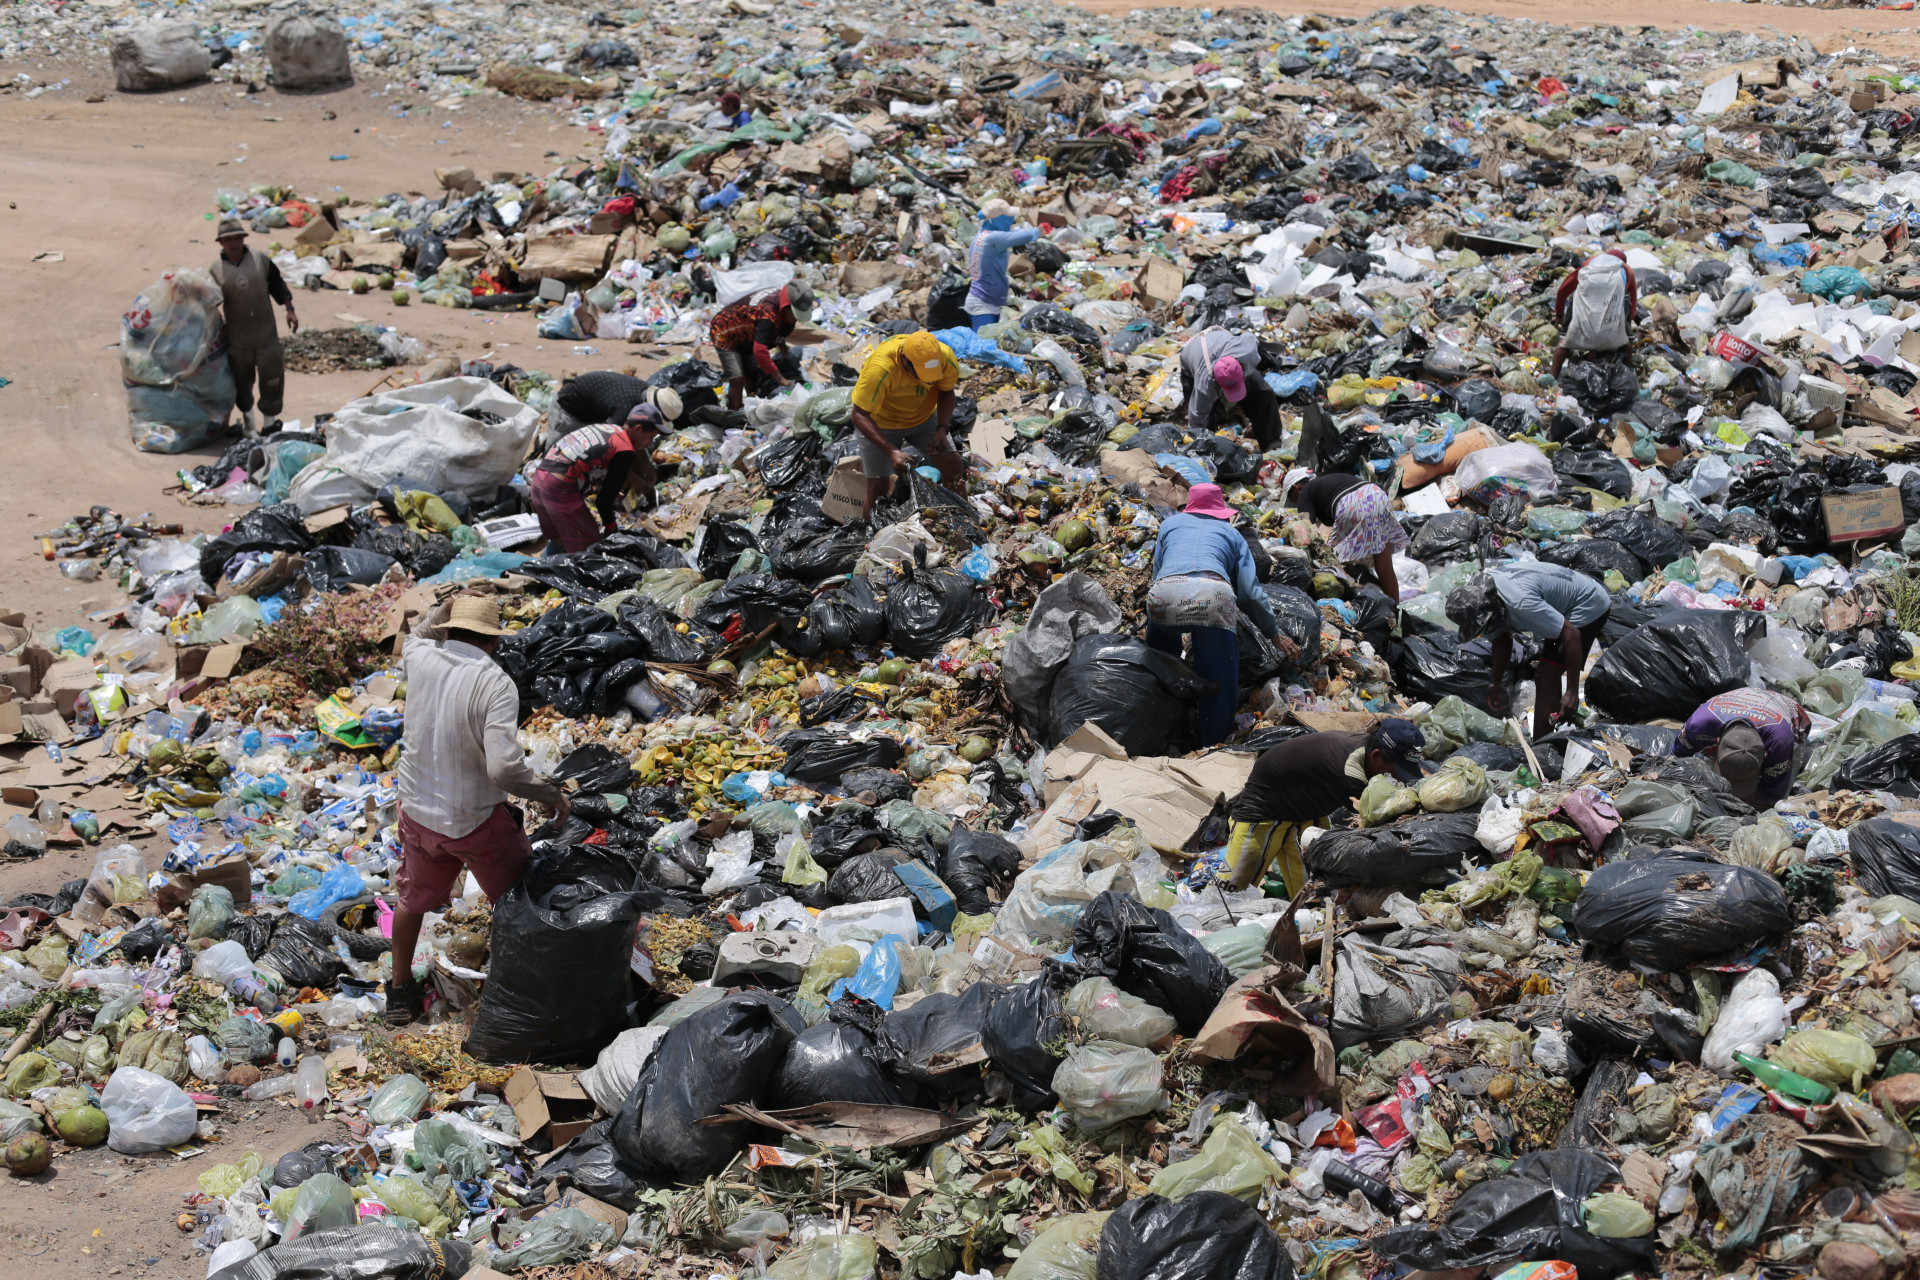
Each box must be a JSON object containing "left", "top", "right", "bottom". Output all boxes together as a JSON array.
[
  {"left": 1509, "top": 717, "right": 1547, "bottom": 783},
  {"left": 1, "top": 966, "right": 73, "bottom": 1067}
]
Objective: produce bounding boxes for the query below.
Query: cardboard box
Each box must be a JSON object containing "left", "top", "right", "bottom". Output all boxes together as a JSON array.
[
  {"left": 1033, "top": 722, "right": 1257, "bottom": 855},
  {"left": 505, "top": 1068, "right": 595, "bottom": 1147},
  {"left": 1821, "top": 486, "right": 1904, "bottom": 543},
  {"left": 819, "top": 455, "right": 869, "bottom": 525},
  {"left": 37, "top": 659, "right": 99, "bottom": 718},
  {"left": 1139, "top": 256, "right": 1186, "bottom": 306}
]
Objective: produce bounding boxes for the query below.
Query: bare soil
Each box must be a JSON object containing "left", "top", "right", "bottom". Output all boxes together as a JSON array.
[{"left": 3, "top": 0, "right": 1918, "bottom": 1266}]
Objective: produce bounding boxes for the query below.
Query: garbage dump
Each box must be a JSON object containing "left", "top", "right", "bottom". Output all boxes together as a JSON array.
[{"left": 11, "top": 3, "right": 1920, "bottom": 1279}]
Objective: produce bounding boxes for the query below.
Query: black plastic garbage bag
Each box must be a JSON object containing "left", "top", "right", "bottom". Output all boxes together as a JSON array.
[
  {"left": 303, "top": 545, "right": 396, "bottom": 591},
  {"left": 772, "top": 999, "right": 918, "bottom": 1108},
  {"left": 616, "top": 596, "right": 724, "bottom": 666},
  {"left": 1843, "top": 818, "right": 1920, "bottom": 899},
  {"left": 1409, "top": 511, "right": 1481, "bottom": 564},
  {"left": 880, "top": 981, "right": 1002, "bottom": 1100},
  {"left": 1552, "top": 450, "right": 1633, "bottom": 500},
  {"left": 787, "top": 576, "right": 887, "bottom": 657},
  {"left": 1586, "top": 609, "right": 1752, "bottom": 722},
  {"left": 694, "top": 573, "right": 812, "bottom": 636},
  {"left": 1047, "top": 633, "right": 1214, "bottom": 755},
  {"left": 1238, "top": 614, "right": 1288, "bottom": 687},
  {"left": 696, "top": 521, "right": 762, "bottom": 581},
  {"left": 1538, "top": 537, "right": 1648, "bottom": 585},
  {"left": 1024, "top": 239, "right": 1068, "bottom": 276},
  {"left": 768, "top": 514, "right": 868, "bottom": 583},
  {"left": 809, "top": 812, "right": 883, "bottom": 868},
  {"left": 981, "top": 977, "right": 1068, "bottom": 1110},
  {"left": 1835, "top": 736, "right": 1920, "bottom": 797},
  {"left": 209, "top": 1226, "right": 473, "bottom": 1280},
  {"left": 1570, "top": 853, "right": 1793, "bottom": 970},
  {"left": 1068, "top": 891, "right": 1232, "bottom": 1035},
  {"left": 1304, "top": 812, "right": 1480, "bottom": 888},
  {"left": 942, "top": 827, "right": 1022, "bottom": 915},
  {"left": 777, "top": 728, "right": 906, "bottom": 787},
  {"left": 1263, "top": 583, "right": 1323, "bottom": 658},
  {"left": 1449, "top": 379, "right": 1502, "bottom": 423},
  {"left": 1374, "top": 1149, "right": 1656, "bottom": 1280},
  {"left": 827, "top": 849, "right": 913, "bottom": 904},
  {"left": 1387, "top": 634, "right": 1528, "bottom": 712},
  {"left": 259, "top": 916, "right": 348, "bottom": 990},
  {"left": 927, "top": 269, "right": 972, "bottom": 331},
  {"left": 612, "top": 990, "right": 804, "bottom": 1180},
  {"left": 1184, "top": 433, "right": 1259, "bottom": 484},
  {"left": 199, "top": 503, "right": 315, "bottom": 586},
  {"left": 885, "top": 566, "right": 994, "bottom": 659},
  {"left": 1858, "top": 623, "right": 1910, "bottom": 681},
  {"left": 756, "top": 434, "right": 824, "bottom": 489},
  {"left": 464, "top": 846, "right": 651, "bottom": 1064},
  {"left": 1586, "top": 508, "right": 1687, "bottom": 571},
  {"left": 837, "top": 767, "right": 912, "bottom": 803},
  {"left": 528, "top": 1118, "right": 642, "bottom": 1209},
  {"left": 1559, "top": 360, "right": 1639, "bottom": 417},
  {"left": 1095, "top": 1191, "right": 1293, "bottom": 1280}
]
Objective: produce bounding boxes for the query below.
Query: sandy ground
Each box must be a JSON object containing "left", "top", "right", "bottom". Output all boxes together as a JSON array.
[{"left": 1, "top": 0, "right": 1917, "bottom": 1267}]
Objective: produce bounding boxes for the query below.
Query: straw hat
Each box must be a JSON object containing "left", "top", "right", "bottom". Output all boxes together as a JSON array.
[{"left": 446, "top": 594, "right": 511, "bottom": 636}]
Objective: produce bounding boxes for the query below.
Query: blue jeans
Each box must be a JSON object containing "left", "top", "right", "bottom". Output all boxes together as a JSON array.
[
  {"left": 1145, "top": 621, "right": 1238, "bottom": 747},
  {"left": 966, "top": 311, "right": 997, "bottom": 332}
]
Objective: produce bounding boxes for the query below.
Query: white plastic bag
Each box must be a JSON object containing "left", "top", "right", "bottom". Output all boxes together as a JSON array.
[
  {"left": 290, "top": 377, "right": 539, "bottom": 513},
  {"left": 102, "top": 1065, "right": 199, "bottom": 1153},
  {"left": 1701, "top": 968, "right": 1787, "bottom": 1075},
  {"left": 1453, "top": 443, "right": 1557, "bottom": 498},
  {"left": 1565, "top": 255, "right": 1630, "bottom": 352},
  {"left": 578, "top": 1027, "right": 669, "bottom": 1113},
  {"left": 1475, "top": 793, "right": 1523, "bottom": 855},
  {"left": 712, "top": 261, "right": 796, "bottom": 306},
  {"left": 122, "top": 269, "right": 235, "bottom": 454}
]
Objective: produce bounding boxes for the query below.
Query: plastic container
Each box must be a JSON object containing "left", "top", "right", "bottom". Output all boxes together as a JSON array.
[{"left": 293, "top": 1055, "right": 329, "bottom": 1110}]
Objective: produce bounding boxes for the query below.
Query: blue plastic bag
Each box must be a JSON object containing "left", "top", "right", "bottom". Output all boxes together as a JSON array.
[
  {"left": 830, "top": 937, "right": 904, "bottom": 1009},
  {"left": 1155, "top": 453, "right": 1213, "bottom": 486},
  {"left": 1266, "top": 370, "right": 1319, "bottom": 396},
  {"left": 423, "top": 551, "right": 529, "bottom": 584},
  {"left": 932, "top": 326, "right": 1028, "bottom": 375},
  {"left": 289, "top": 862, "right": 366, "bottom": 921}
]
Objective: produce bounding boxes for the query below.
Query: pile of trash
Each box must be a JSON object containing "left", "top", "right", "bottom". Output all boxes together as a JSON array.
[{"left": 12, "top": 4, "right": 1920, "bottom": 1280}]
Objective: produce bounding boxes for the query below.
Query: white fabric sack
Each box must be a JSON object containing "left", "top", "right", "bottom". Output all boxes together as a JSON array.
[
  {"left": 113, "top": 22, "right": 213, "bottom": 92},
  {"left": 291, "top": 376, "right": 538, "bottom": 512},
  {"left": 265, "top": 12, "right": 353, "bottom": 90}
]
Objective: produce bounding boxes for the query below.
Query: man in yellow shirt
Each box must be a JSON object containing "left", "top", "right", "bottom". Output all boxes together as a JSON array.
[{"left": 850, "top": 330, "right": 968, "bottom": 518}]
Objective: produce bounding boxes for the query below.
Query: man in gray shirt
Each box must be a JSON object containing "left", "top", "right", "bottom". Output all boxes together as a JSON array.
[
  {"left": 1178, "top": 327, "right": 1280, "bottom": 449},
  {"left": 1447, "top": 562, "right": 1612, "bottom": 738}
]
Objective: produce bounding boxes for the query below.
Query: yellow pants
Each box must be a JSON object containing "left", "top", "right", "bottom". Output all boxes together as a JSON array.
[{"left": 1222, "top": 818, "right": 1318, "bottom": 896}]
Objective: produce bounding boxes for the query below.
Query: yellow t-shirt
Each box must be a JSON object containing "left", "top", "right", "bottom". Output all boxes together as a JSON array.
[{"left": 851, "top": 335, "right": 959, "bottom": 433}]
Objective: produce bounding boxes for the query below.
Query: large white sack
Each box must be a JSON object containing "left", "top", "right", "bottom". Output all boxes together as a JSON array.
[
  {"left": 289, "top": 377, "right": 537, "bottom": 513},
  {"left": 113, "top": 21, "right": 213, "bottom": 92}
]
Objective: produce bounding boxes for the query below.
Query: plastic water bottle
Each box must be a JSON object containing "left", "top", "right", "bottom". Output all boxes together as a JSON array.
[
  {"left": 276, "top": 1036, "right": 297, "bottom": 1067},
  {"left": 294, "top": 1055, "right": 329, "bottom": 1111},
  {"left": 186, "top": 1035, "right": 227, "bottom": 1083},
  {"left": 242, "top": 1074, "right": 296, "bottom": 1101},
  {"left": 230, "top": 974, "right": 279, "bottom": 1015}
]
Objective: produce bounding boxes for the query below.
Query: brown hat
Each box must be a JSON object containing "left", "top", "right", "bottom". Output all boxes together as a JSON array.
[
  {"left": 216, "top": 217, "right": 248, "bottom": 241},
  {"left": 1715, "top": 721, "right": 1767, "bottom": 801},
  {"left": 446, "top": 594, "right": 511, "bottom": 637}
]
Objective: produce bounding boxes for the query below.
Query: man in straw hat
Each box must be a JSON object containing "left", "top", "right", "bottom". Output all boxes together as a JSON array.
[
  {"left": 211, "top": 216, "right": 299, "bottom": 433},
  {"left": 387, "top": 593, "right": 568, "bottom": 1025}
]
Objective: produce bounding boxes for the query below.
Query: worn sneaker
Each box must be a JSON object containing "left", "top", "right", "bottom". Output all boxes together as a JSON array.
[{"left": 384, "top": 982, "right": 426, "bottom": 1027}]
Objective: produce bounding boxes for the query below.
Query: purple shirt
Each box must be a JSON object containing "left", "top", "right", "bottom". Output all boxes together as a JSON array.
[{"left": 1672, "top": 689, "right": 1808, "bottom": 807}]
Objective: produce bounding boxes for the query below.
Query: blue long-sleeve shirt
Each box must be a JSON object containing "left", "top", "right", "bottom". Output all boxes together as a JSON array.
[
  {"left": 1151, "top": 513, "right": 1280, "bottom": 637},
  {"left": 967, "top": 226, "right": 1039, "bottom": 309}
]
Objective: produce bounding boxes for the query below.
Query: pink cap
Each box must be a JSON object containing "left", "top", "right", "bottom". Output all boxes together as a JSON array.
[
  {"left": 1185, "top": 483, "right": 1233, "bottom": 520},
  {"left": 1212, "top": 355, "right": 1247, "bottom": 402}
]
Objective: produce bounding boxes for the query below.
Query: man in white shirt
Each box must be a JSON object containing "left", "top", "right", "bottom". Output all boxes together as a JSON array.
[{"left": 388, "top": 594, "right": 569, "bottom": 1025}]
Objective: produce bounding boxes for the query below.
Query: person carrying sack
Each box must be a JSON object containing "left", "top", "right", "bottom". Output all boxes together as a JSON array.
[{"left": 1551, "top": 249, "right": 1636, "bottom": 375}]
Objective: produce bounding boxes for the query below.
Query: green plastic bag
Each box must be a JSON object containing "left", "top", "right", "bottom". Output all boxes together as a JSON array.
[
  {"left": 0, "top": 1098, "right": 41, "bottom": 1142},
  {"left": 1582, "top": 1191, "right": 1654, "bottom": 1237},
  {"left": 767, "top": 1232, "right": 878, "bottom": 1280},
  {"left": 1770, "top": 1030, "right": 1877, "bottom": 1090},
  {"left": 372, "top": 1172, "right": 454, "bottom": 1236},
  {"left": 282, "top": 1173, "right": 356, "bottom": 1240},
  {"left": 1007, "top": 1212, "right": 1109, "bottom": 1280},
  {"left": 880, "top": 799, "right": 952, "bottom": 848},
  {"left": 186, "top": 884, "right": 235, "bottom": 940},
  {"left": 1147, "top": 1115, "right": 1286, "bottom": 1203},
  {"left": 782, "top": 837, "right": 828, "bottom": 887},
  {"left": 368, "top": 1074, "right": 431, "bottom": 1125},
  {"left": 1016, "top": 1124, "right": 1094, "bottom": 1195},
  {"left": 1052, "top": 1040, "right": 1164, "bottom": 1132},
  {"left": 1358, "top": 774, "right": 1418, "bottom": 826},
  {"left": 1416, "top": 757, "right": 1488, "bottom": 813},
  {"left": 117, "top": 1028, "right": 188, "bottom": 1084},
  {"left": 410, "top": 1118, "right": 493, "bottom": 1181},
  {"left": 1064, "top": 976, "right": 1177, "bottom": 1046},
  {"left": 1198, "top": 925, "right": 1269, "bottom": 979},
  {"left": 197, "top": 1151, "right": 264, "bottom": 1198},
  {"left": 4, "top": 1052, "right": 60, "bottom": 1098},
  {"left": 24, "top": 934, "right": 68, "bottom": 981}
]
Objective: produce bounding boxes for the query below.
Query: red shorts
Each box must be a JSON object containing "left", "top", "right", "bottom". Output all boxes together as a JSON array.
[{"left": 394, "top": 802, "right": 532, "bottom": 913}]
